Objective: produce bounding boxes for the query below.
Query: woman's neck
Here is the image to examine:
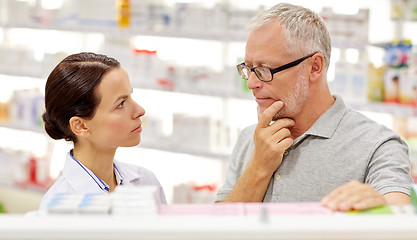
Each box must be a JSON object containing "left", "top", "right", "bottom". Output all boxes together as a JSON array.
[{"left": 72, "top": 144, "right": 118, "bottom": 192}]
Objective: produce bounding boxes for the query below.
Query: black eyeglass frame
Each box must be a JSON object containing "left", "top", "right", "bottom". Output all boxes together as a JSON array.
[{"left": 237, "top": 52, "right": 317, "bottom": 82}]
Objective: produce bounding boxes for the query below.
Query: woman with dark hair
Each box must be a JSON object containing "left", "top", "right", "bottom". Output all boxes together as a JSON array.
[{"left": 38, "top": 52, "right": 166, "bottom": 211}]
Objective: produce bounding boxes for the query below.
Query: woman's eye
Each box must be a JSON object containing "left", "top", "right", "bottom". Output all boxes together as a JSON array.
[{"left": 116, "top": 100, "right": 125, "bottom": 109}]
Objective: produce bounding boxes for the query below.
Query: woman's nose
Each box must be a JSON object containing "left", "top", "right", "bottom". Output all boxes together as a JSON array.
[{"left": 133, "top": 101, "right": 145, "bottom": 119}]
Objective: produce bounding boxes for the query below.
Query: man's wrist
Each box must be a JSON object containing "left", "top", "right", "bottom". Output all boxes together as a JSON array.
[{"left": 246, "top": 158, "right": 275, "bottom": 181}]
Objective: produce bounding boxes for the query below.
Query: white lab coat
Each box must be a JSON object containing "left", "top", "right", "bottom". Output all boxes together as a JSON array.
[{"left": 38, "top": 151, "right": 166, "bottom": 211}]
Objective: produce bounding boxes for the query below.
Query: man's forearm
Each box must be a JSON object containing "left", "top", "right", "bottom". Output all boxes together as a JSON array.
[{"left": 222, "top": 163, "right": 273, "bottom": 202}]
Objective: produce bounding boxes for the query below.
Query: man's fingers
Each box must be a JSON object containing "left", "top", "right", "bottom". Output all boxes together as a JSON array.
[
  {"left": 272, "top": 127, "right": 292, "bottom": 143},
  {"left": 277, "top": 138, "right": 294, "bottom": 152},
  {"left": 321, "top": 181, "right": 386, "bottom": 211},
  {"left": 352, "top": 197, "right": 385, "bottom": 210},
  {"left": 258, "top": 101, "right": 284, "bottom": 128},
  {"left": 269, "top": 118, "right": 295, "bottom": 133}
]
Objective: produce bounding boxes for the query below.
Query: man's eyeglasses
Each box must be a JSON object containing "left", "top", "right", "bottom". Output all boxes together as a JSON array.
[{"left": 236, "top": 52, "right": 316, "bottom": 82}]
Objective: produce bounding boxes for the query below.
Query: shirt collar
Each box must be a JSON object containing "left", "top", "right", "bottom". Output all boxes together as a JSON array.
[
  {"left": 293, "top": 95, "right": 347, "bottom": 145},
  {"left": 63, "top": 151, "right": 124, "bottom": 193},
  {"left": 112, "top": 161, "right": 142, "bottom": 185},
  {"left": 113, "top": 163, "right": 124, "bottom": 185}
]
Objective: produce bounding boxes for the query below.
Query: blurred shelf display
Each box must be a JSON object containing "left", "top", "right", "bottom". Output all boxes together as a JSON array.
[
  {"left": 1, "top": 0, "right": 417, "bottom": 206},
  {"left": 0, "top": 123, "right": 44, "bottom": 134},
  {"left": 0, "top": 184, "right": 44, "bottom": 213},
  {"left": 1, "top": 22, "right": 249, "bottom": 42},
  {"left": 0, "top": 0, "right": 258, "bottom": 206},
  {"left": 350, "top": 101, "right": 417, "bottom": 117},
  {"left": 140, "top": 142, "right": 229, "bottom": 161}
]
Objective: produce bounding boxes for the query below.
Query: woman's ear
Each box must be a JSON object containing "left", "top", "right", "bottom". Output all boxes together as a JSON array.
[
  {"left": 69, "top": 116, "right": 90, "bottom": 138},
  {"left": 309, "top": 53, "right": 325, "bottom": 82}
]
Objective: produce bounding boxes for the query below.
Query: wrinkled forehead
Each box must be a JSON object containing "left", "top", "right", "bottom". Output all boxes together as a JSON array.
[{"left": 245, "top": 23, "right": 290, "bottom": 65}]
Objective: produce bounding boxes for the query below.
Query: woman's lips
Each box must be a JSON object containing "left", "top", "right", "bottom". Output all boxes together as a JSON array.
[{"left": 131, "top": 125, "right": 142, "bottom": 133}]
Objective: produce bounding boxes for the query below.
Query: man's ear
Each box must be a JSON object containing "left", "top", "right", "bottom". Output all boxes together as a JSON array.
[
  {"left": 69, "top": 116, "right": 90, "bottom": 138},
  {"left": 309, "top": 53, "right": 325, "bottom": 82}
]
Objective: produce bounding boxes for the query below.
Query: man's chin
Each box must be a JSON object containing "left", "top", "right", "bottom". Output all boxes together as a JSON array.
[
  {"left": 272, "top": 111, "right": 289, "bottom": 121},
  {"left": 272, "top": 114, "right": 281, "bottom": 121}
]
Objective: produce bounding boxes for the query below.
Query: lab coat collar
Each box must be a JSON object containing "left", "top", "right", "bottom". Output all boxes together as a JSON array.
[
  {"left": 113, "top": 163, "right": 123, "bottom": 185},
  {"left": 112, "top": 161, "right": 142, "bottom": 185},
  {"left": 63, "top": 151, "right": 124, "bottom": 193}
]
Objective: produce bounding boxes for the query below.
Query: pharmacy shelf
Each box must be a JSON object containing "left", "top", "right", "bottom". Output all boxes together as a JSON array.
[
  {"left": 0, "top": 71, "right": 253, "bottom": 100},
  {"left": 0, "top": 123, "right": 230, "bottom": 161},
  {"left": 140, "top": 142, "right": 229, "bottom": 161},
  {"left": 0, "top": 123, "right": 45, "bottom": 134},
  {"left": 134, "top": 84, "right": 253, "bottom": 100},
  {"left": 1, "top": 23, "right": 248, "bottom": 42},
  {"left": 0, "top": 180, "right": 50, "bottom": 194},
  {"left": 0, "top": 184, "right": 44, "bottom": 213},
  {"left": 0, "top": 67, "right": 45, "bottom": 79},
  {"left": 348, "top": 101, "right": 417, "bottom": 117}
]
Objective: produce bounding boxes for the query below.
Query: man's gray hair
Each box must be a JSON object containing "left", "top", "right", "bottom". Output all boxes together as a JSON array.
[{"left": 248, "top": 3, "right": 331, "bottom": 69}]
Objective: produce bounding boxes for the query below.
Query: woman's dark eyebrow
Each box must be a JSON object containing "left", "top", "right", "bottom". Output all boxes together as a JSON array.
[{"left": 114, "top": 95, "right": 128, "bottom": 104}]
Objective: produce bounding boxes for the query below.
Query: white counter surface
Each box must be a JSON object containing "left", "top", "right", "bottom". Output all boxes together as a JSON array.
[{"left": 1, "top": 213, "right": 417, "bottom": 240}]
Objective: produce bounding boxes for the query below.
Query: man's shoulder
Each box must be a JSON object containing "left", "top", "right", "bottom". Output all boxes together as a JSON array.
[
  {"left": 329, "top": 96, "right": 392, "bottom": 134},
  {"left": 235, "top": 124, "right": 256, "bottom": 145},
  {"left": 344, "top": 108, "right": 390, "bottom": 129},
  {"left": 232, "top": 124, "right": 257, "bottom": 160},
  {"left": 341, "top": 107, "right": 401, "bottom": 140},
  {"left": 241, "top": 124, "right": 256, "bottom": 135}
]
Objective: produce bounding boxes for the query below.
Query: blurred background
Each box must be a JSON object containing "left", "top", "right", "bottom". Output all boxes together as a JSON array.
[{"left": 0, "top": 0, "right": 417, "bottom": 213}]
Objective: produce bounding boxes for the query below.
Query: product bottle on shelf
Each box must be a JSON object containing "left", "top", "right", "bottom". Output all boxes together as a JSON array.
[
  {"left": 383, "top": 40, "right": 416, "bottom": 105},
  {"left": 367, "top": 64, "right": 386, "bottom": 102},
  {"left": 332, "top": 49, "right": 350, "bottom": 99},
  {"left": 116, "top": 0, "right": 130, "bottom": 28},
  {"left": 350, "top": 50, "right": 369, "bottom": 104}
]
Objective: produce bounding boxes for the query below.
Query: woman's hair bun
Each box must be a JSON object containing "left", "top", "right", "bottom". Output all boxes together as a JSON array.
[{"left": 42, "top": 112, "right": 68, "bottom": 140}]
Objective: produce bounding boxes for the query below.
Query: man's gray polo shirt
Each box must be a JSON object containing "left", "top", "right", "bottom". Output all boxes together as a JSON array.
[{"left": 216, "top": 96, "right": 412, "bottom": 202}]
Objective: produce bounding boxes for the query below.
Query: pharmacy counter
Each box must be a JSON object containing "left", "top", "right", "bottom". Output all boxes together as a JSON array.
[{"left": 1, "top": 213, "right": 417, "bottom": 240}]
